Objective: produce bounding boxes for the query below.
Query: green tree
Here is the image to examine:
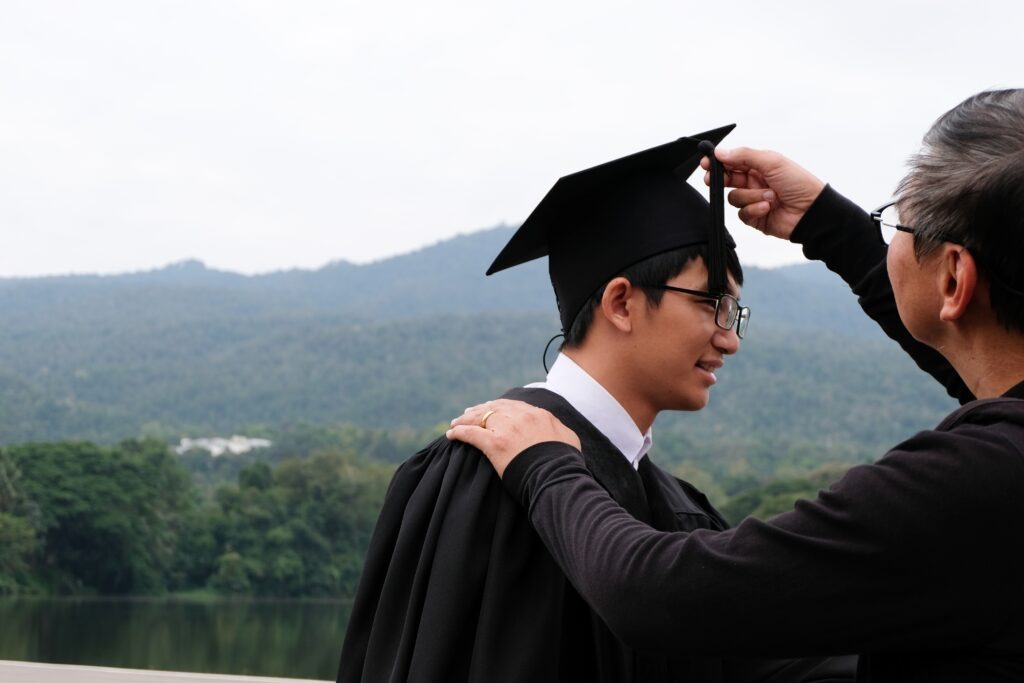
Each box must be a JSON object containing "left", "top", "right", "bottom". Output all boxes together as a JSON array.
[
  {"left": 719, "top": 464, "right": 851, "bottom": 524},
  {"left": 0, "top": 513, "right": 36, "bottom": 594},
  {"left": 209, "top": 551, "right": 253, "bottom": 593},
  {"left": 10, "top": 439, "right": 193, "bottom": 594},
  {"left": 207, "top": 450, "right": 391, "bottom": 597}
]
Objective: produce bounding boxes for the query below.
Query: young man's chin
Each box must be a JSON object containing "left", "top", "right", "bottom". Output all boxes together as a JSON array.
[{"left": 669, "top": 391, "right": 711, "bottom": 413}]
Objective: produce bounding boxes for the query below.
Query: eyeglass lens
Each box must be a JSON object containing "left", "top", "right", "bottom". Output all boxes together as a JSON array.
[
  {"left": 737, "top": 306, "right": 750, "bottom": 338},
  {"left": 716, "top": 295, "right": 750, "bottom": 338},
  {"left": 879, "top": 204, "right": 900, "bottom": 245},
  {"left": 716, "top": 296, "right": 737, "bottom": 330}
]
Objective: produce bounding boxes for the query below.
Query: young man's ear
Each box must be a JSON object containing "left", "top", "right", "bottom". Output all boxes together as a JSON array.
[
  {"left": 938, "top": 245, "right": 979, "bottom": 322},
  {"left": 599, "top": 277, "right": 637, "bottom": 333}
]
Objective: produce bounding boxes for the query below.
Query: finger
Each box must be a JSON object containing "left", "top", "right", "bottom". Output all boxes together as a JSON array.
[
  {"left": 451, "top": 407, "right": 490, "bottom": 427},
  {"left": 715, "top": 147, "right": 783, "bottom": 175},
  {"left": 445, "top": 424, "right": 493, "bottom": 450},
  {"left": 728, "top": 188, "right": 776, "bottom": 209},
  {"left": 453, "top": 398, "right": 509, "bottom": 425},
  {"left": 726, "top": 169, "right": 769, "bottom": 191},
  {"left": 732, "top": 171, "right": 771, "bottom": 192},
  {"left": 448, "top": 425, "right": 513, "bottom": 477},
  {"left": 462, "top": 402, "right": 490, "bottom": 415},
  {"left": 737, "top": 201, "right": 772, "bottom": 225},
  {"left": 451, "top": 398, "right": 517, "bottom": 426},
  {"left": 451, "top": 397, "right": 541, "bottom": 427},
  {"left": 711, "top": 168, "right": 760, "bottom": 190},
  {"left": 745, "top": 168, "right": 769, "bottom": 190}
]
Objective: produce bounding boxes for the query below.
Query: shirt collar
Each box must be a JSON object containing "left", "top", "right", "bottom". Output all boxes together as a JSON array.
[{"left": 526, "top": 353, "right": 652, "bottom": 469}]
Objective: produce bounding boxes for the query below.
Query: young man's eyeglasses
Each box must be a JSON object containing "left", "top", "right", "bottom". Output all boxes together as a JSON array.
[{"left": 645, "top": 285, "right": 751, "bottom": 339}]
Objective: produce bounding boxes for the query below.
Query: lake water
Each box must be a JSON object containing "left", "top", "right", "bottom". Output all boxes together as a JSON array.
[{"left": 0, "top": 597, "right": 352, "bottom": 680}]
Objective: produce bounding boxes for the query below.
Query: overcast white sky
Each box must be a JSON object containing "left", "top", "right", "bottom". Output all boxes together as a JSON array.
[{"left": 2, "top": 0, "right": 1021, "bottom": 277}]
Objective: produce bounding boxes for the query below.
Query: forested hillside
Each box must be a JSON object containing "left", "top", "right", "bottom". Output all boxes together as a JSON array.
[{"left": 0, "top": 226, "right": 952, "bottom": 450}]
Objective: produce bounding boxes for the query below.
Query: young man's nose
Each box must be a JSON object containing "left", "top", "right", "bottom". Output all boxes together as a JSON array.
[{"left": 713, "top": 327, "right": 741, "bottom": 355}]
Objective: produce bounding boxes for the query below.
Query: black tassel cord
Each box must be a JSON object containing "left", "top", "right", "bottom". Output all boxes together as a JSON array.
[{"left": 698, "top": 140, "right": 727, "bottom": 295}]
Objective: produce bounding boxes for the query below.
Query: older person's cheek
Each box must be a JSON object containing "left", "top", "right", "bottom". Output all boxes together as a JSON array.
[
  {"left": 886, "top": 242, "right": 905, "bottom": 316},
  {"left": 886, "top": 233, "right": 931, "bottom": 343}
]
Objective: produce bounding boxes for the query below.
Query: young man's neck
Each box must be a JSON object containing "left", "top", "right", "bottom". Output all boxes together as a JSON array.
[{"left": 562, "top": 347, "right": 658, "bottom": 433}]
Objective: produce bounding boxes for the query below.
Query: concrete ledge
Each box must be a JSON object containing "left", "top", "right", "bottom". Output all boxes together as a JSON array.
[{"left": 0, "top": 660, "right": 329, "bottom": 683}]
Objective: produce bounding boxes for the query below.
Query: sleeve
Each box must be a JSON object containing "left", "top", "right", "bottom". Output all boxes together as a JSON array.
[
  {"left": 337, "top": 438, "right": 567, "bottom": 683},
  {"left": 503, "top": 426, "right": 1023, "bottom": 659},
  {"left": 790, "top": 186, "right": 973, "bottom": 404}
]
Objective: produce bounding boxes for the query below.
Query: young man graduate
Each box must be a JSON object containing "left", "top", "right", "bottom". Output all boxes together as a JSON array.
[{"left": 337, "top": 125, "right": 854, "bottom": 683}]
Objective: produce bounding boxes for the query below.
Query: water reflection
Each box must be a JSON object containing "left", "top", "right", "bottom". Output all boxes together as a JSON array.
[{"left": 0, "top": 597, "right": 351, "bottom": 680}]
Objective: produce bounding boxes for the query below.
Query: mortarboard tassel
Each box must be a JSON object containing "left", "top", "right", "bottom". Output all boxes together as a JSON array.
[{"left": 698, "top": 140, "right": 727, "bottom": 295}]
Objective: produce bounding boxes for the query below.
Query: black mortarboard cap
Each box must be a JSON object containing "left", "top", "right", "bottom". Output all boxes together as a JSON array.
[{"left": 487, "top": 124, "right": 736, "bottom": 333}]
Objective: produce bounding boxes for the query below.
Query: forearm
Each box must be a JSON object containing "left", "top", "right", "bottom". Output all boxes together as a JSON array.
[
  {"left": 504, "top": 443, "right": 833, "bottom": 656},
  {"left": 791, "top": 186, "right": 973, "bottom": 403},
  {"left": 503, "top": 437, "right": 1004, "bottom": 658}
]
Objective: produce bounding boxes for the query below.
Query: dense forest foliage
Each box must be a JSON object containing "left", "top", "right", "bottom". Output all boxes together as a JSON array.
[{"left": 0, "top": 437, "right": 392, "bottom": 597}]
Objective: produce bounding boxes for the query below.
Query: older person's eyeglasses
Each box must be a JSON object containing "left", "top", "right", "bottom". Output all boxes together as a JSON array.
[
  {"left": 870, "top": 201, "right": 917, "bottom": 245},
  {"left": 645, "top": 285, "right": 751, "bottom": 339},
  {"left": 870, "top": 201, "right": 964, "bottom": 246}
]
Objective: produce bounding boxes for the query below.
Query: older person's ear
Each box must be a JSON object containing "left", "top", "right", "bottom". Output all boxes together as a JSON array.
[
  {"left": 938, "top": 245, "right": 979, "bottom": 322},
  {"left": 599, "top": 277, "right": 637, "bottom": 333}
]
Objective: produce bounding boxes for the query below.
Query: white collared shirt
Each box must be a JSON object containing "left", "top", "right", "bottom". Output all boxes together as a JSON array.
[{"left": 526, "top": 353, "right": 652, "bottom": 469}]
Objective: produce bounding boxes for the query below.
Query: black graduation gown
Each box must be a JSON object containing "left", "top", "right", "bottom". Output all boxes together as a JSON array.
[{"left": 337, "top": 387, "right": 854, "bottom": 682}]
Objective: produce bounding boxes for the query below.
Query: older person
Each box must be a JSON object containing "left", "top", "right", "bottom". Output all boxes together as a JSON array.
[{"left": 448, "top": 89, "right": 1024, "bottom": 681}]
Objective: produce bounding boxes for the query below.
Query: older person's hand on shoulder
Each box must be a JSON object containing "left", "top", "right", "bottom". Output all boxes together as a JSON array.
[{"left": 447, "top": 399, "right": 581, "bottom": 478}]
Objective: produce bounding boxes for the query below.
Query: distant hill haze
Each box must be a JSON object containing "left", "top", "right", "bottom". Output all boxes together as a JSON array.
[{"left": 0, "top": 226, "right": 954, "bottom": 476}]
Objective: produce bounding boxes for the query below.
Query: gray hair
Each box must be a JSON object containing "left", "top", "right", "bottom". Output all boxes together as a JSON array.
[{"left": 897, "top": 89, "right": 1024, "bottom": 332}]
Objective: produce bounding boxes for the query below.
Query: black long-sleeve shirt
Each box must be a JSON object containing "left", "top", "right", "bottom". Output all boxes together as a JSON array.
[{"left": 501, "top": 187, "right": 1024, "bottom": 682}]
